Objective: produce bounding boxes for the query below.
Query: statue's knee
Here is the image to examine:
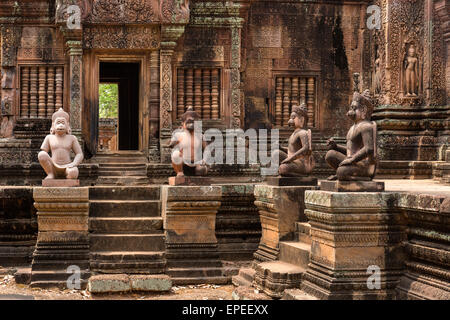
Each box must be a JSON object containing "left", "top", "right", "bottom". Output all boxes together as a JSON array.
[
  {"left": 66, "top": 167, "right": 79, "bottom": 179},
  {"left": 278, "top": 164, "right": 288, "bottom": 175},
  {"left": 38, "top": 151, "right": 49, "bottom": 162},
  {"left": 171, "top": 150, "right": 182, "bottom": 164},
  {"left": 195, "top": 165, "right": 207, "bottom": 175},
  {"left": 325, "top": 150, "right": 335, "bottom": 162}
]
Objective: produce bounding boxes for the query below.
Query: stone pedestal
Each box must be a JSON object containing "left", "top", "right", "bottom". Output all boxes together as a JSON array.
[
  {"left": 31, "top": 187, "right": 90, "bottom": 289},
  {"left": 41, "top": 179, "right": 79, "bottom": 187},
  {"left": 301, "top": 191, "right": 406, "bottom": 300},
  {"left": 162, "top": 185, "right": 227, "bottom": 284},
  {"left": 168, "top": 176, "right": 212, "bottom": 186},
  {"left": 253, "top": 184, "right": 318, "bottom": 263}
]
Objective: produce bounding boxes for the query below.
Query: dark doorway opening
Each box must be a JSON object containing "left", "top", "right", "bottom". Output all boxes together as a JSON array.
[{"left": 99, "top": 62, "right": 140, "bottom": 151}]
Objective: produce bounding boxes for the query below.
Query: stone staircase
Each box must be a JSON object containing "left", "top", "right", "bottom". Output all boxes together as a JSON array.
[
  {"left": 233, "top": 221, "right": 316, "bottom": 299},
  {"left": 92, "top": 152, "right": 149, "bottom": 186},
  {"left": 89, "top": 186, "right": 166, "bottom": 274}
]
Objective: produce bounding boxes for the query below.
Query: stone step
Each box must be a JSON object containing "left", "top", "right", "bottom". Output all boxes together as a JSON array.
[
  {"left": 254, "top": 261, "right": 305, "bottom": 299},
  {"left": 91, "top": 251, "right": 165, "bottom": 262},
  {"left": 231, "top": 267, "right": 255, "bottom": 287},
  {"left": 166, "top": 259, "right": 222, "bottom": 269},
  {"left": 89, "top": 217, "right": 163, "bottom": 233},
  {"left": 97, "top": 170, "right": 147, "bottom": 177},
  {"left": 167, "top": 267, "right": 224, "bottom": 278},
  {"left": 88, "top": 274, "right": 172, "bottom": 293},
  {"left": 30, "top": 270, "right": 90, "bottom": 286},
  {"left": 90, "top": 234, "right": 164, "bottom": 252},
  {"left": 282, "top": 288, "right": 318, "bottom": 300},
  {"left": 96, "top": 176, "right": 149, "bottom": 186},
  {"left": 89, "top": 200, "right": 160, "bottom": 217},
  {"left": 90, "top": 251, "right": 165, "bottom": 274},
  {"left": 95, "top": 159, "right": 147, "bottom": 164},
  {"left": 296, "top": 222, "right": 311, "bottom": 244},
  {"left": 170, "top": 276, "right": 230, "bottom": 285},
  {"left": 279, "top": 241, "right": 310, "bottom": 268},
  {"left": 99, "top": 163, "right": 147, "bottom": 168},
  {"left": 89, "top": 186, "right": 160, "bottom": 201}
]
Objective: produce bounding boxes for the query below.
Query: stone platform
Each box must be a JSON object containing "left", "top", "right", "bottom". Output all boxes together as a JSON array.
[{"left": 320, "top": 180, "right": 385, "bottom": 192}]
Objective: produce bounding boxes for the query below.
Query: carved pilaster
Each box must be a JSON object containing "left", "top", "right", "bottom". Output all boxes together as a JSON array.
[
  {"left": 66, "top": 40, "right": 82, "bottom": 139},
  {"left": 231, "top": 27, "right": 241, "bottom": 128},
  {"left": 149, "top": 50, "right": 160, "bottom": 162},
  {"left": 160, "top": 25, "right": 186, "bottom": 163}
]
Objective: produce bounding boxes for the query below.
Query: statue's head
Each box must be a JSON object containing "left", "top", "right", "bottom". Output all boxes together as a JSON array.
[
  {"left": 289, "top": 103, "right": 308, "bottom": 128},
  {"left": 347, "top": 90, "right": 373, "bottom": 122},
  {"left": 408, "top": 45, "right": 416, "bottom": 57},
  {"left": 50, "top": 108, "right": 71, "bottom": 135},
  {"left": 181, "top": 107, "right": 200, "bottom": 132}
]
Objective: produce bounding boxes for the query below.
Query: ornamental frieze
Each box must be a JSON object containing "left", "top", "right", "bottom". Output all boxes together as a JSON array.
[{"left": 82, "top": 25, "right": 160, "bottom": 49}]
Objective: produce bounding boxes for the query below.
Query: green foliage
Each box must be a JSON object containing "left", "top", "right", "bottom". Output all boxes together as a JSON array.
[{"left": 99, "top": 83, "right": 118, "bottom": 118}]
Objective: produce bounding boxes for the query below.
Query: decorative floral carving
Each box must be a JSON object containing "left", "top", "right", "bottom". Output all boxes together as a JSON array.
[
  {"left": 85, "top": 0, "right": 157, "bottom": 23},
  {"left": 83, "top": 26, "right": 160, "bottom": 49}
]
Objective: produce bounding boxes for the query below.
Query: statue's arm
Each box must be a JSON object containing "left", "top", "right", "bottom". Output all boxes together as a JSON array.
[
  {"left": 327, "top": 137, "right": 346, "bottom": 154},
  {"left": 71, "top": 136, "right": 84, "bottom": 167},
  {"left": 335, "top": 144, "right": 347, "bottom": 154},
  {"left": 349, "top": 127, "right": 374, "bottom": 164},
  {"left": 168, "top": 131, "right": 180, "bottom": 148},
  {"left": 40, "top": 136, "right": 50, "bottom": 152},
  {"left": 291, "top": 131, "right": 310, "bottom": 159}
]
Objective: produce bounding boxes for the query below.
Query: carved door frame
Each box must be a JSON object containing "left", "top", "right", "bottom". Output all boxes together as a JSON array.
[{"left": 83, "top": 51, "right": 150, "bottom": 155}]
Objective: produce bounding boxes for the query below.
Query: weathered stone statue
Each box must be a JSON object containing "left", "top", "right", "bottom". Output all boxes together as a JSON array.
[
  {"left": 404, "top": 45, "right": 419, "bottom": 96},
  {"left": 170, "top": 107, "right": 208, "bottom": 177},
  {"left": 38, "top": 108, "right": 83, "bottom": 182},
  {"left": 273, "top": 103, "right": 315, "bottom": 176},
  {"left": 325, "top": 90, "right": 377, "bottom": 181}
]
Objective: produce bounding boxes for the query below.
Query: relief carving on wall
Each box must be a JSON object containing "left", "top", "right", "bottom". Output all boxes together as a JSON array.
[
  {"left": 83, "top": 26, "right": 160, "bottom": 49},
  {"left": 85, "top": 0, "right": 158, "bottom": 24},
  {"left": 401, "top": 41, "right": 422, "bottom": 98},
  {"left": 389, "top": 0, "right": 424, "bottom": 104},
  {"left": 160, "top": 0, "right": 189, "bottom": 24}
]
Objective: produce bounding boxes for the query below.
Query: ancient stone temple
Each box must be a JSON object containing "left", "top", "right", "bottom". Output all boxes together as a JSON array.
[{"left": 0, "top": 0, "right": 449, "bottom": 300}]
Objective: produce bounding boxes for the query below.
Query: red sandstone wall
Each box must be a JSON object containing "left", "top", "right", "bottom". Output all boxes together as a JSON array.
[{"left": 242, "top": 1, "right": 365, "bottom": 138}]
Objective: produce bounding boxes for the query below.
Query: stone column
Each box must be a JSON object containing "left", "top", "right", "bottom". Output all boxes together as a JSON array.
[
  {"left": 253, "top": 184, "right": 318, "bottom": 264},
  {"left": 301, "top": 190, "right": 406, "bottom": 300},
  {"left": 162, "top": 185, "right": 227, "bottom": 284},
  {"left": 31, "top": 187, "right": 90, "bottom": 289},
  {"left": 66, "top": 40, "right": 83, "bottom": 142}
]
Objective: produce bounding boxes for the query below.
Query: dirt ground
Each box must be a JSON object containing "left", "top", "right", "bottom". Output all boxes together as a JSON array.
[{"left": 0, "top": 268, "right": 237, "bottom": 300}]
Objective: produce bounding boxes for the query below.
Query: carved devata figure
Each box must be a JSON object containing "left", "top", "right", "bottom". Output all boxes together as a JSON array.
[
  {"left": 273, "top": 103, "right": 315, "bottom": 176},
  {"left": 170, "top": 107, "right": 208, "bottom": 177},
  {"left": 325, "top": 90, "right": 377, "bottom": 181},
  {"left": 403, "top": 44, "right": 419, "bottom": 97},
  {"left": 38, "top": 108, "right": 83, "bottom": 181}
]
